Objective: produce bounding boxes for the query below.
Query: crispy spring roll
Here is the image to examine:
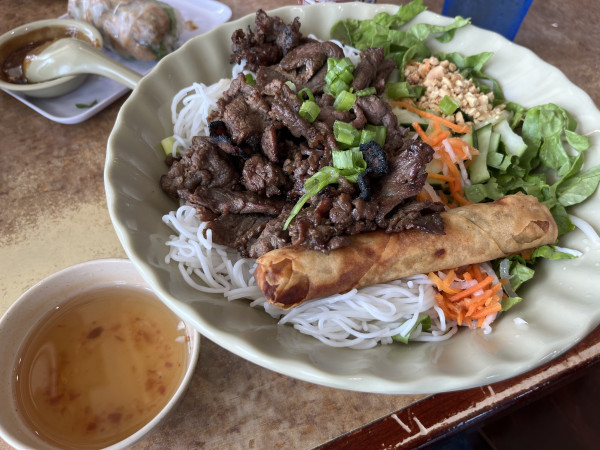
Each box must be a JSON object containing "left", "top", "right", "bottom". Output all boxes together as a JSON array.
[
  {"left": 255, "top": 193, "right": 558, "bottom": 309},
  {"left": 68, "top": 0, "right": 183, "bottom": 60}
]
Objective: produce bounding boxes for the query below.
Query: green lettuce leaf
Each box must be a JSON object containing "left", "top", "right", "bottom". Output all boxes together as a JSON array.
[
  {"left": 501, "top": 296, "right": 522, "bottom": 312},
  {"left": 392, "top": 314, "right": 431, "bottom": 344},
  {"left": 329, "top": 0, "right": 470, "bottom": 79}
]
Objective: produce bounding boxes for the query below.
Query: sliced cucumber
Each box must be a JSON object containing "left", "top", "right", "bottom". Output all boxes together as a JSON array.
[
  {"left": 493, "top": 119, "right": 527, "bottom": 157},
  {"left": 460, "top": 128, "right": 475, "bottom": 147},
  {"left": 468, "top": 124, "right": 492, "bottom": 184},
  {"left": 487, "top": 128, "right": 514, "bottom": 172},
  {"left": 488, "top": 131, "right": 500, "bottom": 154},
  {"left": 393, "top": 107, "right": 430, "bottom": 129},
  {"left": 487, "top": 151, "right": 505, "bottom": 168},
  {"left": 476, "top": 123, "right": 492, "bottom": 152},
  {"left": 485, "top": 130, "right": 500, "bottom": 165}
]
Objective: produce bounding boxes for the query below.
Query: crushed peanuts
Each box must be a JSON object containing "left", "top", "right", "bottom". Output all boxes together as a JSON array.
[{"left": 404, "top": 57, "right": 505, "bottom": 125}]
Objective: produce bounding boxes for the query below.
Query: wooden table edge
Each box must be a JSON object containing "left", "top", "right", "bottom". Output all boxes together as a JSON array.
[{"left": 317, "top": 324, "right": 600, "bottom": 449}]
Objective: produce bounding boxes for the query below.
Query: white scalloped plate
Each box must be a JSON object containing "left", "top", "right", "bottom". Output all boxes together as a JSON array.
[{"left": 105, "top": 3, "right": 600, "bottom": 394}]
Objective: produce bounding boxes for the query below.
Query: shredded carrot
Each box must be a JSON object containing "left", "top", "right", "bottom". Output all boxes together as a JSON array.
[
  {"left": 432, "top": 130, "right": 452, "bottom": 147},
  {"left": 442, "top": 269, "right": 458, "bottom": 291},
  {"left": 391, "top": 100, "right": 472, "bottom": 134},
  {"left": 470, "top": 303, "right": 502, "bottom": 319},
  {"left": 408, "top": 106, "right": 475, "bottom": 207},
  {"left": 437, "top": 150, "right": 462, "bottom": 192},
  {"left": 446, "top": 137, "right": 477, "bottom": 160},
  {"left": 450, "top": 189, "right": 472, "bottom": 207},
  {"left": 431, "top": 265, "right": 503, "bottom": 329},
  {"left": 427, "top": 271, "right": 460, "bottom": 294},
  {"left": 435, "top": 148, "right": 473, "bottom": 207},
  {"left": 449, "top": 275, "right": 495, "bottom": 301},
  {"left": 471, "top": 263, "right": 485, "bottom": 281},
  {"left": 426, "top": 172, "right": 454, "bottom": 183},
  {"left": 413, "top": 121, "right": 431, "bottom": 144}
]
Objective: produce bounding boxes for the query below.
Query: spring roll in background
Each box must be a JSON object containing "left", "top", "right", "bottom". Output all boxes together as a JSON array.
[
  {"left": 255, "top": 193, "right": 559, "bottom": 309},
  {"left": 68, "top": 0, "right": 183, "bottom": 60}
]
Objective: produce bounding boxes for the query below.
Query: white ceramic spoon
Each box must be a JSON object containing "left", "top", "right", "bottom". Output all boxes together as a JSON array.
[{"left": 24, "top": 38, "right": 142, "bottom": 90}]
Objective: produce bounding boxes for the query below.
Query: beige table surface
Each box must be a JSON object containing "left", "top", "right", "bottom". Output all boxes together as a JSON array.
[{"left": 1, "top": 0, "right": 599, "bottom": 448}]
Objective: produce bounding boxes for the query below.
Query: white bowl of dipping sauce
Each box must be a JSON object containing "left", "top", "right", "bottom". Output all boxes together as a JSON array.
[
  {"left": 0, "top": 259, "right": 200, "bottom": 450},
  {"left": 0, "top": 18, "right": 103, "bottom": 98}
]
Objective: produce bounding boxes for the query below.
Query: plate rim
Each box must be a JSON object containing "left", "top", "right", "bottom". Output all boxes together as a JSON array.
[{"left": 105, "top": 3, "right": 600, "bottom": 394}]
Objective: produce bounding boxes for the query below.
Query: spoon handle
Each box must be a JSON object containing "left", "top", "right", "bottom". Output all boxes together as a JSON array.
[{"left": 74, "top": 41, "right": 143, "bottom": 90}]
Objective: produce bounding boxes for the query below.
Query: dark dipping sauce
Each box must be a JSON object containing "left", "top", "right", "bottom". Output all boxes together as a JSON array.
[{"left": 0, "top": 25, "right": 98, "bottom": 84}]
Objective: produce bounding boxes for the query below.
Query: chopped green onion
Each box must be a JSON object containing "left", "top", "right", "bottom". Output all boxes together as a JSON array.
[
  {"left": 161, "top": 136, "right": 175, "bottom": 156},
  {"left": 245, "top": 73, "right": 256, "bottom": 86},
  {"left": 327, "top": 57, "right": 354, "bottom": 76},
  {"left": 333, "top": 90, "right": 356, "bottom": 111},
  {"left": 325, "top": 57, "right": 356, "bottom": 96},
  {"left": 365, "top": 124, "right": 387, "bottom": 147},
  {"left": 328, "top": 78, "right": 351, "bottom": 97},
  {"left": 333, "top": 120, "right": 360, "bottom": 147},
  {"left": 327, "top": 68, "right": 354, "bottom": 85},
  {"left": 297, "top": 88, "right": 315, "bottom": 102},
  {"left": 324, "top": 70, "right": 337, "bottom": 86},
  {"left": 439, "top": 95, "right": 460, "bottom": 115},
  {"left": 360, "top": 129, "right": 377, "bottom": 145},
  {"left": 356, "top": 87, "right": 376, "bottom": 97},
  {"left": 334, "top": 148, "right": 367, "bottom": 183},
  {"left": 283, "top": 167, "right": 340, "bottom": 230},
  {"left": 327, "top": 58, "right": 336, "bottom": 72},
  {"left": 332, "top": 148, "right": 366, "bottom": 171},
  {"left": 285, "top": 80, "right": 296, "bottom": 91},
  {"left": 386, "top": 81, "right": 424, "bottom": 99},
  {"left": 299, "top": 100, "right": 320, "bottom": 123},
  {"left": 337, "top": 68, "right": 354, "bottom": 84}
]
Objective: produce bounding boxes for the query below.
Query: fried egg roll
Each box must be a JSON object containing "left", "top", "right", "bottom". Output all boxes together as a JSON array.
[
  {"left": 255, "top": 193, "right": 558, "bottom": 309},
  {"left": 68, "top": 0, "right": 183, "bottom": 60}
]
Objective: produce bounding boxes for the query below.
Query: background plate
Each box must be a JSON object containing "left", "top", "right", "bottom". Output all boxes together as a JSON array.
[
  {"left": 105, "top": 3, "right": 600, "bottom": 394},
  {"left": 1, "top": 0, "right": 231, "bottom": 124}
]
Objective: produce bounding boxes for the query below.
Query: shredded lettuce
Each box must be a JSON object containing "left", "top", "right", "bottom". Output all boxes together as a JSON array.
[
  {"left": 501, "top": 296, "right": 522, "bottom": 312},
  {"left": 466, "top": 103, "right": 598, "bottom": 238},
  {"left": 493, "top": 245, "right": 578, "bottom": 310},
  {"left": 386, "top": 81, "right": 425, "bottom": 99},
  {"left": 463, "top": 102, "right": 598, "bottom": 292},
  {"left": 329, "top": 0, "right": 470, "bottom": 77}
]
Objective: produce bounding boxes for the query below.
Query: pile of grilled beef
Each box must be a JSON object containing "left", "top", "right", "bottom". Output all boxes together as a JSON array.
[{"left": 160, "top": 10, "right": 444, "bottom": 258}]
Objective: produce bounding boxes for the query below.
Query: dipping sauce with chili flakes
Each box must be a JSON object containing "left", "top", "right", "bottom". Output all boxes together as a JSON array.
[{"left": 12, "top": 285, "right": 190, "bottom": 449}]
